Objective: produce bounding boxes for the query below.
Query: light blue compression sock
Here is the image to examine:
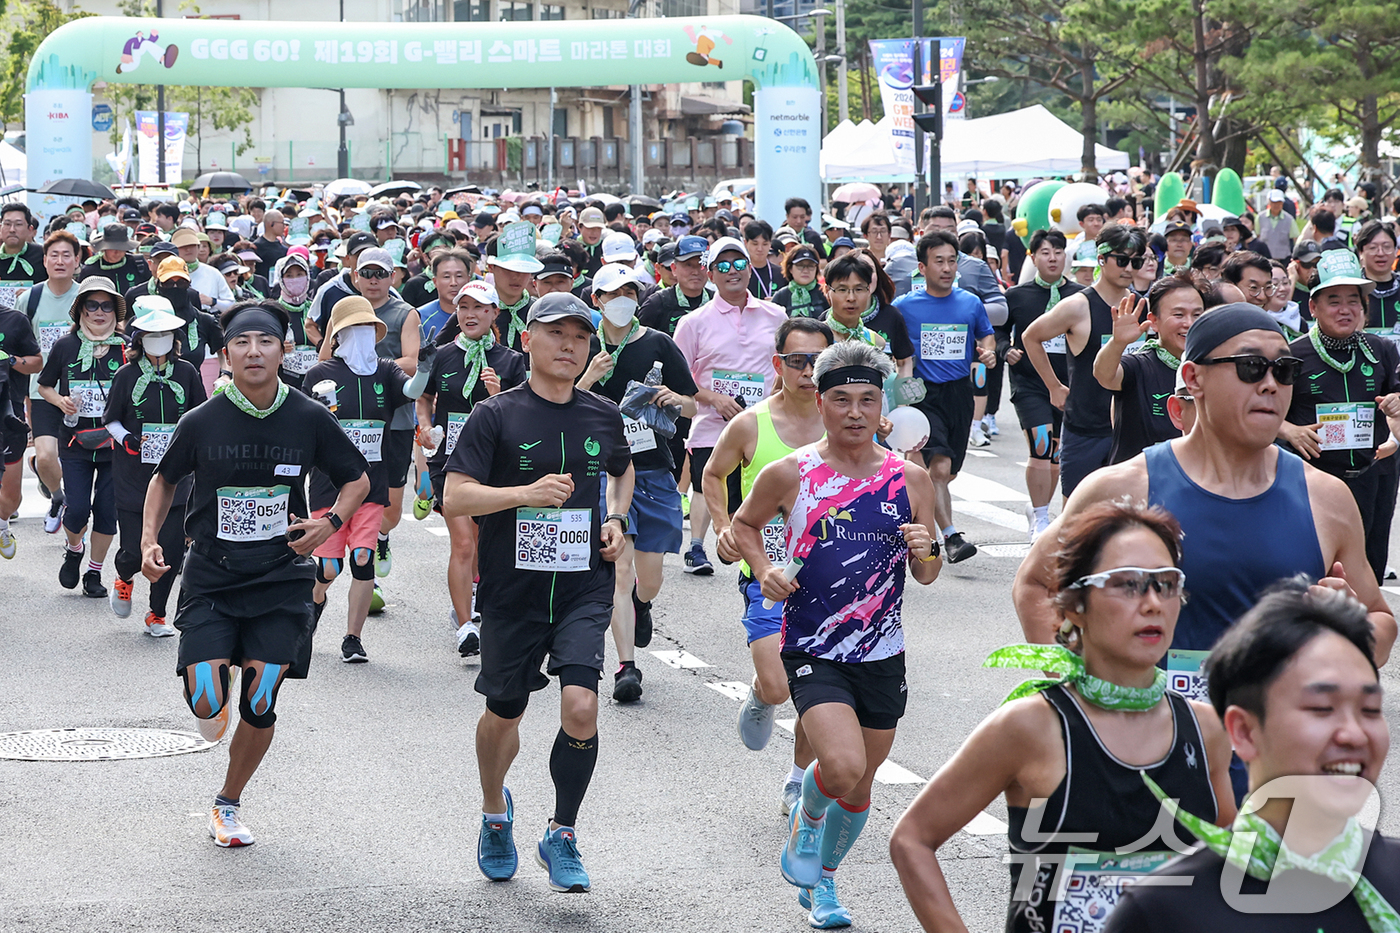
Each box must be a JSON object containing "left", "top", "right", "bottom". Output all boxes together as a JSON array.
[
  {"left": 820, "top": 798, "right": 871, "bottom": 877},
  {"left": 800, "top": 762, "right": 837, "bottom": 825}
]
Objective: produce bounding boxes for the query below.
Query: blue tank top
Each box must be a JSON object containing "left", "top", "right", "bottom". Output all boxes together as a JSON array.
[{"left": 1145, "top": 442, "right": 1325, "bottom": 650}]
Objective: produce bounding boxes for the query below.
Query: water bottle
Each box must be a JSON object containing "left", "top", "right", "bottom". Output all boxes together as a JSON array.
[
  {"left": 644, "top": 361, "right": 664, "bottom": 387},
  {"left": 63, "top": 410, "right": 79, "bottom": 428}
]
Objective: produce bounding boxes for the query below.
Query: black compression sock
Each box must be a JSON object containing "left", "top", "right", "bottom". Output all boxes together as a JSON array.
[{"left": 549, "top": 728, "right": 598, "bottom": 828}]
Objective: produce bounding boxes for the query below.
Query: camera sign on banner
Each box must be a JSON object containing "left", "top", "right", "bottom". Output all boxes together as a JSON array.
[{"left": 24, "top": 14, "right": 820, "bottom": 225}]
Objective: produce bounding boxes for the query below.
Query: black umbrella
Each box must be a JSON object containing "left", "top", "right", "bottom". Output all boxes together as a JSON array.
[
  {"left": 369, "top": 180, "right": 422, "bottom": 198},
  {"left": 37, "top": 178, "right": 116, "bottom": 200},
  {"left": 628, "top": 195, "right": 662, "bottom": 211},
  {"left": 444, "top": 184, "right": 482, "bottom": 197},
  {"left": 189, "top": 171, "right": 253, "bottom": 194}
]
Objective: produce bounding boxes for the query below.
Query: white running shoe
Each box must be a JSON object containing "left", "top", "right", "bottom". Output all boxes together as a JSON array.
[
  {"left": 457, "top": 617, "right": 481, "bottom": 658},
  {"left": 209, "top": 804, "right": 255, "bottom": 847},
  {"left": 969, "top": 424, "right": 991, "bottom": 448},
  {"left": 43, "top": 502, "right": 64, "bottom": 535},
  {"left": 0, "top": 526, "right": 15, "bottom": 560},
  {"left": 1025, "top": 505, "right": 1037, "bottom": 544},
  {"left": 982, "top": 413, "right": 999, "bottom": 436}
]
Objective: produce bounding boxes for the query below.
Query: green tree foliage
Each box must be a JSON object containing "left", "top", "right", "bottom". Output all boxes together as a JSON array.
[{"left": 0, "top": 0, "right": 97, "bottom": 129}]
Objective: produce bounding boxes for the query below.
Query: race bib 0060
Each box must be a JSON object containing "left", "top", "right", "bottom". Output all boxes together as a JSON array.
[{"left": 515, "top": 508, "right": 591, "bottom": 572}]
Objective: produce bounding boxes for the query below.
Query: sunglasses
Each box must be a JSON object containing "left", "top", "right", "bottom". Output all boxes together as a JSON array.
[
  {"left": 1105, "top": 253, "right": 1148, "bottom": 270},
  {"left": 1068, "top": 566, "right": 1186, "bottom": 600},
  {"left": 1196, "top": 354, "right": 1303, "bottom": 385},
  {"left": 712, "top": 258, "right": 749, "bottom": 274},
  {"left": 780, "top": 352, "right": 821, "bottom": 371},
  {"left": 83, "top": 300, "right": 116, "bottom": 314},
  {"left": 358, "top": 267, "right": 392, "bottom": 280}
]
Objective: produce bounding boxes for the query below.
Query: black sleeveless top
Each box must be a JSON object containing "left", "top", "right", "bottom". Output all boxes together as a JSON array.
[
  {"left": 1064, "top": 288, "right": 1115, "bottom": 437},
  {"left": 1003, "top": 685, "right": 1218, "bottom": 933}
]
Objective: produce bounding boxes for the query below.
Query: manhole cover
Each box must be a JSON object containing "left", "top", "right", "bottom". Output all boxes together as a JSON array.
[{"left": 0, "top": 728, "right": 217, "bottom": 761}]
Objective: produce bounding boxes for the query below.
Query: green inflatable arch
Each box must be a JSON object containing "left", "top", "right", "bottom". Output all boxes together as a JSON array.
[{"left": 25, "top": 14, "right": 820, "bottom": 221}]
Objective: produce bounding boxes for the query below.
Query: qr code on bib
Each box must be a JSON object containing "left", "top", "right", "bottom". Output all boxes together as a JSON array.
[
  {"left": 219, "top": 498, "right": 260, "bottom": 539},
  {"left": 518, "top": 522, "right": 559, "bottom": 565},
  {"left": 922, "top": 330, "right": 950, "bottom": 356},
  {"left": 1322, "top": 421, "right": 1348, "bottom": 447}
]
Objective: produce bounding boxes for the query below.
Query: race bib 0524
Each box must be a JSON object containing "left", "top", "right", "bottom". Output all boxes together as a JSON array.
[{"left": 216, "top": 485, "right": 290, "bottom": 542}]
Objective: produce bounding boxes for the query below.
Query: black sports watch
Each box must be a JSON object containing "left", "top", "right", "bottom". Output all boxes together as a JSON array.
[
  {"left": 604, "top": 512, "right": 629, "bottom": 534},
  {"left": 325, "top": 511, "right": 344, "bottom": 531}
]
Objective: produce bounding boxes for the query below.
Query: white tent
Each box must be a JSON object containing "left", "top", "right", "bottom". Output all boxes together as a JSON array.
[
  {"left": 820, "top": 118, "right": 914, "bottom": 182},
  {"left": 940, "top": 104, "right": 1129, "bottom": 178},
  {"left": 0, "top": 141, "right": 25, "bottom": 191}
]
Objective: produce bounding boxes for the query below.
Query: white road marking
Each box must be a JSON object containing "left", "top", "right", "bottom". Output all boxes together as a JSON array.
[
  {"left": 776, "top": 717, "right": 797, "bottom": 735},
  {"left": 650, "top": 649, "right": 711, "bottom": 669},
  {"left": 952, "top": 500, "right": 1028, "bottom": 533},
  {"left": 963, "top": 811, "right": 1010, "bottom": 835},
  {"left": 1383, "top": 586, "right": 1400, "bottom": 598},
  {"left": 950, "top": 473, "right": 1029, "bottom": 503},
  {"left": 705, "top": 681, "right": 750, "bottom": 701},
  {"left": 980, "top": 543, "right": 1031, "bottom": 558},
  {"left": 964, "top": 449, "right": 998, "bottom": 458},
  {"left": 874, "top": 761, "right": 925, "bottom": 784},
  {"left": 425, "top": 527, "right": 449, "bottom": 537}
]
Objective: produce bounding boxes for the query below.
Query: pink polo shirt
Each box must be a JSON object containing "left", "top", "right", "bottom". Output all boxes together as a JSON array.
[{"left": 673, "top": 292, "right": 787, "bottom": 450}]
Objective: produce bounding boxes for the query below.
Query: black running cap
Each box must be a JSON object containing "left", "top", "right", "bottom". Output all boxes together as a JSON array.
[{"left": 1182, "top": 303, "right": 1285, "bottom": 363}]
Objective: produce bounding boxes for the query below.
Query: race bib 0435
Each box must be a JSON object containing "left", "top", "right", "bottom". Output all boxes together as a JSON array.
[{"left": 920, "top": 323, "right": 968, "bottom": 361}]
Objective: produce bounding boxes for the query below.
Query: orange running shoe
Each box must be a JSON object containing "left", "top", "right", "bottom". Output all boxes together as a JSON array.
[
  {"left": 145, "top": 611, "right": 175, "bottom": 638},
  {"left": 209, "top": 804, "right": 254, "bottom": 847}
]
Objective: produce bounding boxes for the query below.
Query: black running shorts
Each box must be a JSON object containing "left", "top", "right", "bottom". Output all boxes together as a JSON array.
[
  {"left": 474, "top": 597, "right": 611, "bottom": 704},
  {"left": 782, "top": 651, "right": 908, "bottom": 731}
]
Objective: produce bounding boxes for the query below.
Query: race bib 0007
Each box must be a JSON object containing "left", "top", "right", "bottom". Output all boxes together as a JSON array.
[
  {"left": 341, "top": 418, "right": 385, "bottom": 462},
  {"left": 515, "top": 507, "right": 591, "bottom": 572},
  {"left": 216, "top": 485, "right": 290, "bottom": 542},
  {"left": 140, "top": 423, "right": 175, "bottom": 465},
  {"left": 920, "top": 323, "right": 967, "bottom": 361}
]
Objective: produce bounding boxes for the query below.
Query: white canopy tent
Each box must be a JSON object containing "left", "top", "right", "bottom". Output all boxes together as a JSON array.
[
  {"left": 940, "top": 104, "right": 1129, "bottom": 178},
  {"left": 819, "top": 104, "right": 1129, "bottom": 183},
  {"left": 0, "top": 141, "right": 25, "bottom": 192}
]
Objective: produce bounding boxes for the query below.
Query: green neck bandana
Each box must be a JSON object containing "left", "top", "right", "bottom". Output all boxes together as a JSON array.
[
  {"left": 501, "top": 293, "right": 530, "bottom": 347},
  {"left": 598, "top": 318, "right": 640, "bottom": 385},
  {"left": 186, "top": 260, "right": 200, "bottom": 273},
  {"left": 860, "top": 295, "right": 880, "bottom": 324},
  {"left": 77, "top": 331, "right": 125, "bottom": 370},
  {"left": 1142, "top": 773, "right": 1400, "bottom": 933},
  {"left": 1034, "top": 274, "right": 1065, "bottom": 314},
  {"left": 2, "top": 250, "right": 33, "bottom": 278},
  {"left": 1141, "top": 337, "right": 1181, "bottom": 371},
  {"left": 829, "top": 315, "right": 877, "bottom": 345},
  {"left": 573, "top": 272, "right": 587, "bottom": 290},
  {"left": 1310, "top": 327, "right": 1378, "bottom": 374},
  {"left": 983, "top": 643, "right": 1168, "bottom": 710},
  {"left": 1164, "top": 257, "right": 1191, "bottom": 276},
  {"left": 99, "top": 257, "right": 126, "bottom": 271},
  {"left": 674, "top": 283, "right": 702, "bottom": 310},
  {"left": 453, "top": 331, "right": 495, "bottom": 399},
  {"left": 788, "top": 279, "right": 816, "bottom": 309},
  {"left": 278, "top": 297, "right": 308, "bottom": 317},
  {"left": 221, "top": 379, "right": 289, "bottom": 418},
  {"left": 132, "top": 354, "right": 185, "bottom": 407}
]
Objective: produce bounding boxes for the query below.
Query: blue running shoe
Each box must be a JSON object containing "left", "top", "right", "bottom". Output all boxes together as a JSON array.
[
  {"left": 800, "top": 877, "right": 852, "bottom": 928},
  {"left": 477, "top": 787, "right": 518, "bottom": 881},
  {"left": 780, "top": 806, "right": 824, "bottom": 889},
  {"left": 536, "top": 824, "right": 591, "bottom": 893}
]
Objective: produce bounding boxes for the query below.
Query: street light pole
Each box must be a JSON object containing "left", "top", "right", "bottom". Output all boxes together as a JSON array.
[
  {"left": 337, "top": 0, "right": 349, "bottom": 178},
  {"left": 912, "top": 0, "right": 924, "bottom": 214},
  {"left": 835, "top": 0, "right": 848, "bottom": 124},
  {"left": 156, "top": 0, "right": 165, "bottom": 184}
]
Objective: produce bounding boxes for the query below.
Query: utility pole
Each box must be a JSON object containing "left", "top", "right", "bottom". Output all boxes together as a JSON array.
[
  {"left": 911, "top": 0, "right": 923, "bottom": 213},
  {"left": 337, "top": 0, "right": 349, "bottom": 178},
  {"left": 548, "top": 86, "right": 557, "bottom": 193},
  {"left": 815, "top": 15, "right": 827, "bottom": 135},
  {"left": 630, "top": 85, "right": 643, "bottom": 196},
  {"left": 835, "top": 0, "right": 848, "bottom": 124},
  {"left": 156, "top": 0, "right": 165, "bottom": 184}
]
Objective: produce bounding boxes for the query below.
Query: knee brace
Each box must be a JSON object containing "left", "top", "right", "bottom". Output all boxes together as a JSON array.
[
  {"left": 184, "top": 661, "right": 229, "bottom": 719},
  {"left": 239, "top": 663, "right": 283, "bottom": 729},
  {"left": 486, "top": 695, "right": 529, "bottom": 720},
  {"left": 349, "top": 547, "right": 376, "bottom": 581},
  {"left": 316, "top": 557, "right": 342, "bottom": 584},
  {"left": 1027, "top": 424, "right": 1059, "bottom": 462}
]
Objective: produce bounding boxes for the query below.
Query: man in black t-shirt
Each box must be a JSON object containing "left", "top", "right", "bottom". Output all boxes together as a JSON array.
[
  {"left": 577, "top": 263, "right": 698, "bottom": 703},
  {"left": 1106, "top": 584, "right": 1400, "bottom": 933},
  {"left": 142, "top": 302, "right": 369, "bottom": 850},
  {"left": 637, "top": 235, "right": 712, "bottom": 338},
  {"left": 443, "top": 291, "right": 632, "bottom": 894},
  {"left": 1094, "top": 274, "right": 1201, "bottom": 466}
]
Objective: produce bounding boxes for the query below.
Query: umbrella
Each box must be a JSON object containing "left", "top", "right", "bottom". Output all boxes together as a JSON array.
[
  {"left": 628, "top": 195, "right": 662, "bottom": 211},
  {"left": 585, "top": 193, "right": 622, "bottom": 207},
  {"left": 444, "top": 184, "right": 482, "bottom": 197},
  {"left": 189, "top": 171, "right": 253, "bottom": 194},
  {"left": 37, "top": 178, "right": 116, "bottom": 200},
  {"left": 369, "top": 180, "right": 421, "bottom": 198},
  {"left": 830, "top": 182, "right": 882, "bottom": 204},
  {"left": 325, "top": 178, "right": 372, "bottom": 198}
]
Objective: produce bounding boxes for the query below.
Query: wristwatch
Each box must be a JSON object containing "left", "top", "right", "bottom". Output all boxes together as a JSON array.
[
  {"left": 605, "top": 512, "right": 629, "bottom": 534},
  {"left": 325, "top": 511, "right": 344, "bottom": 531},
  {"left": 917, "top": 538, "right": 941, "bottom": 562}
]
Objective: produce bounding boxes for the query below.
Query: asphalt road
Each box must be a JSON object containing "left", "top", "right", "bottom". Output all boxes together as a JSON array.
[{"left": 2, "top": 404, "right": 1398, "bottom": 933}]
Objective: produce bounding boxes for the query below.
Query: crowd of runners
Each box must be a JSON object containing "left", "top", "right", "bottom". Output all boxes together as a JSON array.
[{"left": 2, "top": 174, "right": 1398, "bottom": 930}]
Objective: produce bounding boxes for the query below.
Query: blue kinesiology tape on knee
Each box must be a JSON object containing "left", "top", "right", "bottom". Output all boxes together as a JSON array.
[
  {"left": 349, "top": 547, "right": 375, "bottom": 581},
  {"left": 1033, "top": 424, "right": 1051, "bottom": 459},
  {"left": 316, "top": 557, "right": 342, "bottom": 584},
  {"left": 187, "top": 661, "right": 224, "bottom": 717},
  {"left": 820, "top": 801, "right": 870, "bottom": 873},
  {"left": 801, "top": 762, "right": 838, "bottom": 822},
  {"left": 248, "top": 663, "right": 283, "bottom": 717}
]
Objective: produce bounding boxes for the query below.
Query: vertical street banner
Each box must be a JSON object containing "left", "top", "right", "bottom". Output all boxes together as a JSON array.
[
  {"left": 929, "top": 37, "right": 966, "bottom": 121},
  {"left": 135, "top": 111, "right": 189, "bottom": 184},
  {"left": 868, "top": 39, "right": 917, "bottom": 173}
]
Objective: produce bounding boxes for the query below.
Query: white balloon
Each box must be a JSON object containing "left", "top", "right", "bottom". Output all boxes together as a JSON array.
[
  {"left": 1047, "top": 182, "right": 1109, "bottom": 235},
  {"left": 886, "top": 406, "right": 931, "bottom": 454}
]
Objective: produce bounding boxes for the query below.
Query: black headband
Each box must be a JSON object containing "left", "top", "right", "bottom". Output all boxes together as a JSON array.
[
  {"left": 223, "top": 308, "right": 284, "bottom": 340},
  {"left": 817, "top": 365, "right": 885, "bottom": 394},
  {"left": 1182, "top": 302, "right": 1285, "bottom": 363}
]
